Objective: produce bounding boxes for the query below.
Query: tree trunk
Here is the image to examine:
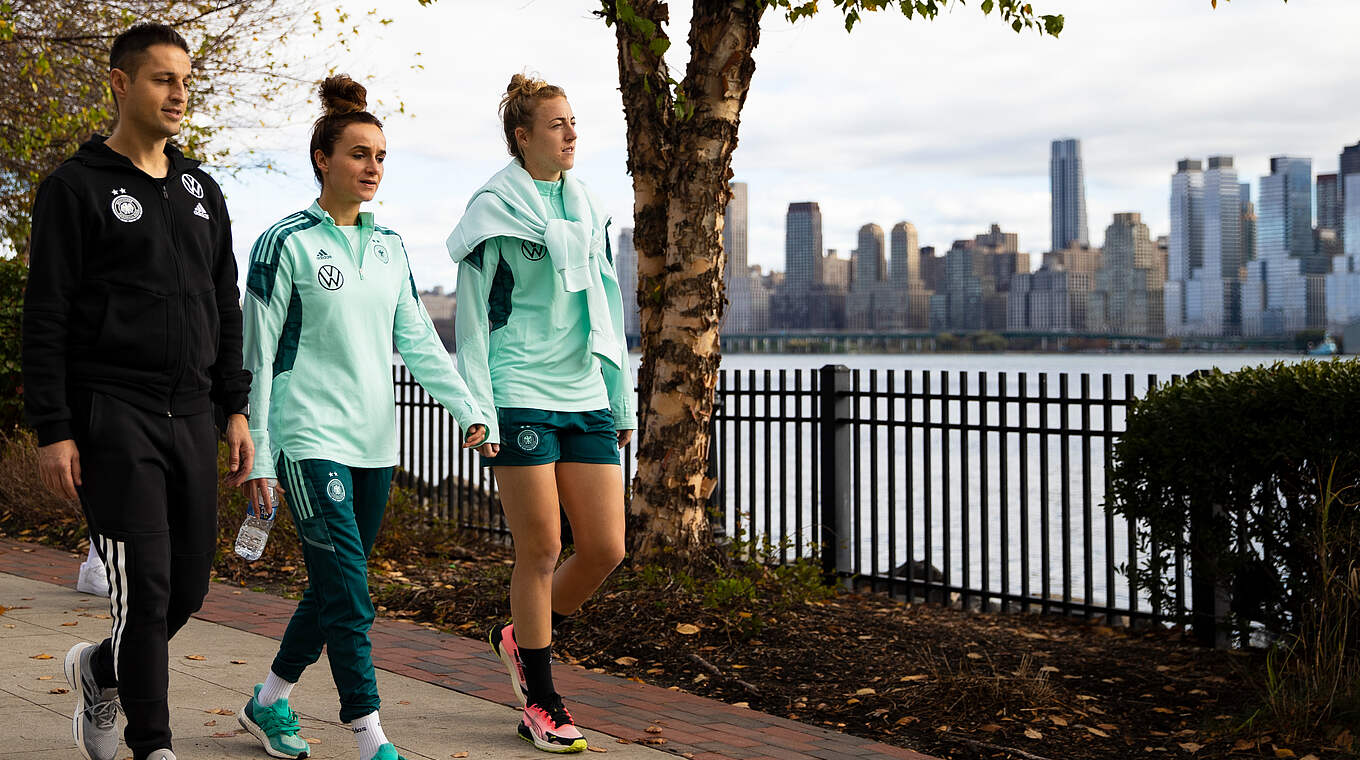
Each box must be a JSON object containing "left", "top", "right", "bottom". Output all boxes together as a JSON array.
[{"left": 607, "top": 0, "right": 762, "bottom": 561}]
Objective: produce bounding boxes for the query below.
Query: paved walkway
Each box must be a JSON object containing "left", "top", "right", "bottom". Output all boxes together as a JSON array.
[{"left": 0, "top": 538, "right": 933, "bottom": 760}]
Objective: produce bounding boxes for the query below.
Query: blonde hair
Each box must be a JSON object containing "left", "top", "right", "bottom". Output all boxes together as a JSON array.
[{"left": 499, "top": 73, "right": 567, "bottom": 161}]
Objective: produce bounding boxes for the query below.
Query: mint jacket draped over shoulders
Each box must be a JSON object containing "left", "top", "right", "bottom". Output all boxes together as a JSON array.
[
  {"left": 447, "top": 160, "right": 637, "bottom": 446},
  {"left": 242, "top": 200, "right": 486, "bottom": 480}
]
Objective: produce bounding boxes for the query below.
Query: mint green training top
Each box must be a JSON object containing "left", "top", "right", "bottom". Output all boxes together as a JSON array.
[
  {"left": 243, "top": 200, "right": 486, "bottom": 480},
  {"left": 454, "top": 177, "right": 635, "bottom": 445}
]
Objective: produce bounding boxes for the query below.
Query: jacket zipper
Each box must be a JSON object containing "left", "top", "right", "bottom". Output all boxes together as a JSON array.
[{"left": 159, "top": 178, "right": 189, "bottom": 417}]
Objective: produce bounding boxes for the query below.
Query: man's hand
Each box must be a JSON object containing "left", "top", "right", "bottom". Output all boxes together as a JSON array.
[
  {"left": 224, "top": 413, "right": 254, "bottom": 487},
  {"left": 37, "top": 439, "right": 81, "bottom": 500},
  {"left": 617, "top": 429, "right": 634, "bottom": 449}
]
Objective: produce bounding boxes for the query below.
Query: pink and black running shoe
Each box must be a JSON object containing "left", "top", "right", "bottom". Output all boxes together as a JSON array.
[
  {"left": 519, "top": 694, "right": 586, "bottom": 753},
  {"left": 489, "top": 622, "right": 528, "bottom": 706}
]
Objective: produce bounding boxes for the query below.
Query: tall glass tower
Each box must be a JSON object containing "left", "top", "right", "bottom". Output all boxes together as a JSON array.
[
  {"left": 784, "top": 202, "right": 823, "bottom": 293},
  {"left": 1050, "top": 138, "right": 1090, "bottom": 252}
]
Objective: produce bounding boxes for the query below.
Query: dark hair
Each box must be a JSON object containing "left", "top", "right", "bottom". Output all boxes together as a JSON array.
[
  {"left": 499, "top": 73, "right": 567, "bottom": 162},
  {"left": 109, "top": 23, "right": 190, "bottom": 77},
  {"left": 309, "top": 75, "right": 384, "bottom": 186}
]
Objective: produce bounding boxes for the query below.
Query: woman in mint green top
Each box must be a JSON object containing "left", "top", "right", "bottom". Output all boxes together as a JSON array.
[
  {"left": 237, "top": 76, "right": 486, "bottom": 760},
  {"left": 448, "top": 74, "right": 635, "bottom": 754}
]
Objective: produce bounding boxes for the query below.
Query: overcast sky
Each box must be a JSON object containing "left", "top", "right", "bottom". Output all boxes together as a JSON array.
[{"left": 214, "top": 0, "right": 1360, "bottom": 291}]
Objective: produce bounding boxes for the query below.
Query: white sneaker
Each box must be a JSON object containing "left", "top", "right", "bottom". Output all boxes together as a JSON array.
[
  {"left": 145, "top": 750, "right": 177, "bottom": 760},
  {"left": 76, "top": 560, "right": 110, "bottom": 597}
]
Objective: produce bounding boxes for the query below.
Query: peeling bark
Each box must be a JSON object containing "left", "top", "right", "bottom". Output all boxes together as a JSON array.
[{"left": 606, "top": 0, "right": 763, "bottom": 561}]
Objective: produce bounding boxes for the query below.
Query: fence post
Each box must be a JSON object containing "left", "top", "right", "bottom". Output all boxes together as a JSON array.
[
  {"left": 1186, "top": 369, "right": 1230, "bottom": 648},
  {"left": 819, "top": 364, "right": 853, "bottom": 582}
]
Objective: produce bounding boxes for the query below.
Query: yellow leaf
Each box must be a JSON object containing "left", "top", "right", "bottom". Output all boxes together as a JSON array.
[
  {"left": 185, "top": 655, "right": 207, "bottom": 661},
  {"left": 675, "top": 623, "right": 700, "bottom": 635},
  {"left": 980, "top": 724, "right": 1002, "bottom": 733},
  {"left": 230, "top": 660, "right": 247, "bottom": 665},
  {"left": 1024, "top": 728, "right": 1043, "bottom": 739},
  {"left": 452, "top": 753, "right": 469, "bottom": 759},
  {"left": 855, "top": 688, "right": 876, "bottom": 696},
  {"left": 1274, "top": 750, "right": 1296, "bottom": 759},
  {"left": 37, "top": 676, "right": 53, "bottom": 681},
  {"left": 895, "top": 716, "right": 919, "bottom": 726},
  {"left": 1178, "top": 743, "right": 1203, "bottom": 753},
  {"left": 645, "top": 726, "right": 663, "bottom": 734},
  {"left": 900, "top": 674, "right": 929, "bottom": 682},
  {"left": 614, "top": 656, "right": 638, "bottom": 666},
  {"left": 1051, "top": 716, "right": 1069, "bottom": 726},
  {"left": 1087, "top": 727, "right": 1110, "bottom": 738}
]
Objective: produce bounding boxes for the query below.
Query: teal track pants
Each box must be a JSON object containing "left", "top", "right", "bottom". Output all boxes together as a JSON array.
[{"left": 269, "top": 454, "right": 394, "bottom": 723}]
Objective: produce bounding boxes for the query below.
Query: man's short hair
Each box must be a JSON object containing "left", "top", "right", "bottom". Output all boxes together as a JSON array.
[{"left": 109, "top": 23, "right": 190, "bottom": 77}]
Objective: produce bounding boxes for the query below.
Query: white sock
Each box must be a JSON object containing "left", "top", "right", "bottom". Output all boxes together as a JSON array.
[
  {"left": 85, "top": 541, "right": 100, "bottom": 565},
  {"left": 257, "top": 671, "right": 295, "bottom": 707},
  {"left": 352, "top": 711, "right": 388, "bottom": 760}
]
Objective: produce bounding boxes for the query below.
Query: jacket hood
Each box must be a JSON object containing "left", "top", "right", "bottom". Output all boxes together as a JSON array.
[{"left": 68, "top": 134, "right": 202, "bottom": 174}]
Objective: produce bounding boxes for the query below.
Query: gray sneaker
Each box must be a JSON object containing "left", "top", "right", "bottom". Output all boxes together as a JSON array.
[
  {"left": 63, "top": 642, "right": 120, "bottom": 760},
  {"left": 145, "top": 751, "right": 177, "bottom": 760}
]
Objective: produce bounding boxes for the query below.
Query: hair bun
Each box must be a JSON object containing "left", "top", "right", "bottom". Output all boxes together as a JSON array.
[
  {"left": 506, "top": 73, "right": 547, "bottom": 99},
  {"left": 319, "top": 74, "right": 367, "bottom": 117}
]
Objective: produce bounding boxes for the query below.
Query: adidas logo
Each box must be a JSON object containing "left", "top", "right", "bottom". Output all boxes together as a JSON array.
[
  {"left": 316, "top": 250, "right": 332, "bottom": 260},
  {"left": 193, "top": 202, "right": 210, "bottom": 220}
]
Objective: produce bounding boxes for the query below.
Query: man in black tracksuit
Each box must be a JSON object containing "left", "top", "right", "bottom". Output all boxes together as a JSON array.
[{"left": 21, "top": 24, "right": 253, "bottom": 760}]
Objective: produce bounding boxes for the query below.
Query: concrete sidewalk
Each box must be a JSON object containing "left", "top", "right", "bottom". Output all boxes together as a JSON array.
[
  {"left": 0, "top": 570, "right": 670, "bottom": 759},
  {"left": 0, "top": 538, "right": 933, "bottom": 760}
]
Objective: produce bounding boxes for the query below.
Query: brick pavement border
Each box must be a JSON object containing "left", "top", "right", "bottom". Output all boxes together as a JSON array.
[{"left": 0, "top": 538, "right": 936, "bottom": 760}]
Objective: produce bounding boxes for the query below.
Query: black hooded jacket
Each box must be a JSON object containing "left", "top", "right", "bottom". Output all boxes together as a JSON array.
[{"left": 22, "top": 135, "right": 251, "bottom": 445}]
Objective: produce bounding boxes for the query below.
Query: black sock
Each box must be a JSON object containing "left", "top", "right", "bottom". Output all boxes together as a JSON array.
[
  {"left": 520, "top": 645, "right": 555, "bottom": 707},
  {"left": 551, "top": 610, "right": 569, "bottom": 630}
]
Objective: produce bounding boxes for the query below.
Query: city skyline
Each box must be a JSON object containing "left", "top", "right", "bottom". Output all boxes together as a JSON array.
[{"left": 212, "top": 1, "right": 1360, "bottom": 293}]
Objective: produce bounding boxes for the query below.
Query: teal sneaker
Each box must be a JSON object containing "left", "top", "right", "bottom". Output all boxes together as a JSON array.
[
  {"left": 238, "top": 684, "right": 310, "bottom": 758},
  {"left": 372, "top": 744, "right": 408, "bottom": 760}
]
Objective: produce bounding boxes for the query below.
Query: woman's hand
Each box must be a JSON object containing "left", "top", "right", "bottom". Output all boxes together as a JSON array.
[
  {"left": 477, "top": 442, "right": 500, "bottom": 457},
  {"left": 463, "top": 424, "right": 489, "bottom": 449},
  {"left": 242, "top": 477, "right": 284, "bottom": 520},
  {"left": 617, "top": 429, "right": 634, "bottom": 449}
]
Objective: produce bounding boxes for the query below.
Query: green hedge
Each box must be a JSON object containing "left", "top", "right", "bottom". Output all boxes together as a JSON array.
[
  {"left": 1109, "top": 359, "right": 1360, "bottom": 639},
  {"left": 0, "top": 256, "right": 24, "bottom": 433}
]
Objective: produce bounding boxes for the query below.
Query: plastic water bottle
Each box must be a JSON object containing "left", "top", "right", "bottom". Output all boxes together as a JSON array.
[{"left": 234, "top": 479, "right": 278, "bottom": 561}]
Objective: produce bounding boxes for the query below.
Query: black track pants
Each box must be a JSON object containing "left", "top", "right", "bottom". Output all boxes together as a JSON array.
[{"left": 72, "top": 391, "right": 218, "bottom": 759}]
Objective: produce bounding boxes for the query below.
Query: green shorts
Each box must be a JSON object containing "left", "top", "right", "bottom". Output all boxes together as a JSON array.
[{"left": 483, "top": 407, "right": 621, "bottom": 467}]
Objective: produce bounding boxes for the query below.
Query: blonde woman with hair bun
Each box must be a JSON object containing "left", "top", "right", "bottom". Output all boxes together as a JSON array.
[
  {"left": 237, "top": 74, "right": 488, "bottom": 760},
  {"left": 447, "top": 73, "right": 636, "bottom": 754}
]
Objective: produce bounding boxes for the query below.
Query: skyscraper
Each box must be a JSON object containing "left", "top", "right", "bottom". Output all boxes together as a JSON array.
[
  {"left": 1051, "top": 138, "right": 1090, "bottom": 252},
  {"left": 772, "top": 201, "right": 824, "bottom": 329},
  {"left": 890, "top": 222, "right": 931, "bottom": 328},
  {"left": 1325, "top": 172, "right": 1360, "bottom": 333},
  {"left": 722, "top": 182, "right": 749, "bottom": 274},
  {"left": 784, "top": 202, "right": 822, "bottom": 293},
  {"left": 1165, "top": 159, "right": 1204, "bottom": 336},
  {"left": 1243, "top": 156, "right": 1313, "bottom": 335},
  {"left": 720, "top": 182, "right": 768, "bottom": 333},
  {"left": 1318, "top": 173, "right": 1341, "bottom": 235},
  {"left": 1200, "top": 156, "right": 1243, "bottom": 333},
  {"left": 847, "top": 223, "right": 888, "bottom": 329},
  {"left": 1089, "top": 212, "right": 1165, "bottom": 336},
  {"left": 1341, "top": 141, "right": 1360, "bottom": 251},
  {"left": 1240, "top": 182, "right": 1257, "bottom": 264},
  {"left": 616, "top": 227, "right": 640, "bottom": 338}
]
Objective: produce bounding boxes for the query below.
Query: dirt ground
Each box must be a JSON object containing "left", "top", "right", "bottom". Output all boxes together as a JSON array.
[{"left": 1, "top": 482, "right": 1352, "bottom": 760}]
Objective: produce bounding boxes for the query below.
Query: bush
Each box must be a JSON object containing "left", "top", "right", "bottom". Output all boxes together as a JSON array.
[
  {"left": 1109, "top": 359, "right": 1360, "bottom": 637},
  {"left": 1110, "top": 360, "right": 1360, "bottom": 734},
  {"left": 0, "top": 256, "right": 26, "bottom": 433}
]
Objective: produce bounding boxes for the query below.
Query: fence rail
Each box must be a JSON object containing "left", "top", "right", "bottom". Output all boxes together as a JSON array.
[{"left": 392, "top": 363, "right": 1188, "bottom": 628}]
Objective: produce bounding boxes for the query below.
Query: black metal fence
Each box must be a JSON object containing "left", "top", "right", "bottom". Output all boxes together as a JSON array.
[{"left": 392, "top": 363, "right": 1185, "bottom": 627}]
